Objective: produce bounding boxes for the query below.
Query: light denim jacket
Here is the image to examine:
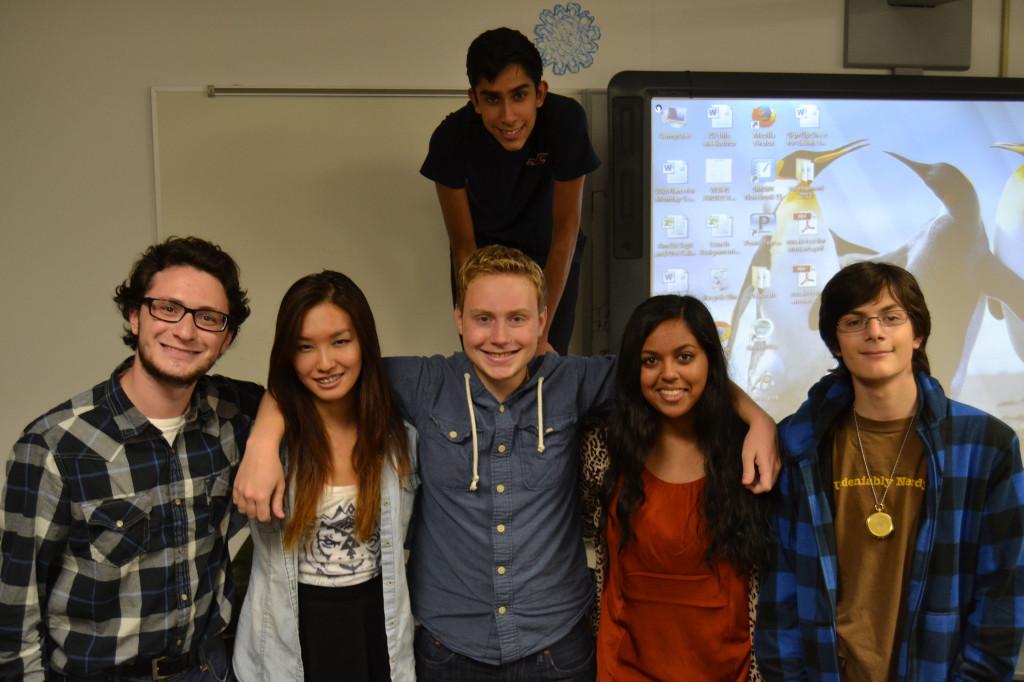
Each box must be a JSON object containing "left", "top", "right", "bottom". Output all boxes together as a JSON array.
[{"left": 232, "top": 423, "right": 419, "bottom": 682}]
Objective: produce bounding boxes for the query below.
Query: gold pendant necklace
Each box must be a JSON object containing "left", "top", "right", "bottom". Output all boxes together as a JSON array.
[{"left": 853, "top": 409, "right": 915, "bottom": 540}]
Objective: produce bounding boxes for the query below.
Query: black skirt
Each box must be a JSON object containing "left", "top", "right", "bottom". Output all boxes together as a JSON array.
[{"left": 297, "top": 574, "right": 391, "bottom": 682}]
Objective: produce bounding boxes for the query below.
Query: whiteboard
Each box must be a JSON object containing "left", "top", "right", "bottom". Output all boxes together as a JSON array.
[{"left": 153, "top": 88, "right": 470, "bottom": 384}]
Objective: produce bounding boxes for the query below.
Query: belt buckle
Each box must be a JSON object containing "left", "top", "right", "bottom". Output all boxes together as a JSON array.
[{"left": 151, "top": 656, "right": 176, "bottom": 681}]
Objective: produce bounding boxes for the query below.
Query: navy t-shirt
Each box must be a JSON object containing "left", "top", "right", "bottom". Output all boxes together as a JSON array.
[{"left": 420, "top": 93, "right": 600, "bottom": 267}]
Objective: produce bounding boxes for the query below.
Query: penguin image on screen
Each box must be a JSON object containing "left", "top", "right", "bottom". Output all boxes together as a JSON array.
[
  {"left": 727, "top": 139, "right": 868, "bottom": 416},
  {"left": 867, "top": 152, "right": 1024, "bottom": 395},
  {"left": 992, "top": 143, "right": 1024, "bottom": 363}
]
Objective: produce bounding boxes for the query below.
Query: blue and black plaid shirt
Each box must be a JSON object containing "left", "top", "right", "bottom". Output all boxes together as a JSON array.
[
  {"left": 756, "top": 371, "right": 1024, "bottom": 681},
  {"left": 0, "top": 358, "right": 262, "bottom": 680}
]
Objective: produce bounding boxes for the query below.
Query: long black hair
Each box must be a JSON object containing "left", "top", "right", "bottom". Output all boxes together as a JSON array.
[{"left": 603, "top": 295, "right": 771, "bottom": 574}]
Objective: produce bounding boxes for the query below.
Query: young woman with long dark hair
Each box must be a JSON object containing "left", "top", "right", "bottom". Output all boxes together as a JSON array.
[
  {"left": 233, "top": 271, "right": 416, "bottom": 682},
  {"left": 580, "top": 295, "right": 772, "bottom": 681}
]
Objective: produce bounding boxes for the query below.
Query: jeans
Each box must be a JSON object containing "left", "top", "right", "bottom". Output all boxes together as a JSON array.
[{"left": 415, "top": 617, "right": 595, "bottom": 681}]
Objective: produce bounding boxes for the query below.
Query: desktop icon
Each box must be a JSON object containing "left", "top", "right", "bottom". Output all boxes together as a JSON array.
[
  {"left": 662, "top": 215, "right": 689, "bottom": 239},
  {"left": 660, "top": 106, "right": 687, "bottom": 128},
  {"left": 751, "top": 158, "right": 775, "bottom": 182},
  {"left": 750, "top": 213, "right": 776, "bottom": 235},
  {"left": 707, "top": 214, "right": 733, "bottom": 238},
  {"left": 663, "top": 160, "right": 688, "bottom": 184},
  {"left": 711, "top": 268, "right": 729, "bottom": 291},
  {"left": 706, "top": 158, "right": 733, "bottom": 184},
  {"left": 752, "top": 317, "right": 774, "bottom": 339},
  {"left": 795, "top": 104, "right": 820, "bottom": 128},
  {"left": 751, "top": 106, "right": 776, "bottom": 129},
  {"left": 794, "top": 264, "right": 817, "bottom": 288},
  {"left": 751, "top": 266, "right": 771, "bottom": 290},
  {"left": 793, "top": 210, "right": 818, "bottom": 235},
  {"left": 707, "top": 104, "right": 733, "bottom": 129},
  {"left": 663, "top": 268, "right": 689, "bottom": 293},
  {"left": 716, "top": 321, "right": 733, "bottom": 348}
]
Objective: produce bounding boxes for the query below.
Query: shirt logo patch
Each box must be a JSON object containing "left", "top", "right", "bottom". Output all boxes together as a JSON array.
[{"left": 526, "top": 152, "right": 549, "bottom": 167}]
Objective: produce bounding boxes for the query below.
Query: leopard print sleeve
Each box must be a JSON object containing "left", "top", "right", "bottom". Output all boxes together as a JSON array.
[
  {"left": 748, "top": 569, "right": 764, "bottom": 682},
  {"left": 579, "top": 426, "right": 611, "bottom": 636}
]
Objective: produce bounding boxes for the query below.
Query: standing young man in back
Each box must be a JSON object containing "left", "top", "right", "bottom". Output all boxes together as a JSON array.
[
  {"left": 756, "top": 261, "right": 1024, "bottom": 680},
  {"left": 421, "top": 27, "right": 600, "bottom": 354}
]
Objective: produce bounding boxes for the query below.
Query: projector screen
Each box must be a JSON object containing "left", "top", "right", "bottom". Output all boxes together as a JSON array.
[{"left": 608, "top": 72, "right": 1024, "bottom": 435}]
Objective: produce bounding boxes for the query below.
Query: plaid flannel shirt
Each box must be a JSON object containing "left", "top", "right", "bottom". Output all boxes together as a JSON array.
[
  {"left": 0, "top": 358, "right": 262, "bottom": 681},
  {"left": 755, "top": 371, "right": 1024, "bottom": 681}
]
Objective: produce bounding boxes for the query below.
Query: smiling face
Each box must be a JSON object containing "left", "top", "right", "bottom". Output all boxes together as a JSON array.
[
  {"left": 455, "top": 272, "right": 546, "bottom": 401},
  {"left": 128, "top": 265, "right": 234, "bottom": 388},
  {"left": 835, "top": 289, "right": 922, "bottom": 391},
  {"left": 639, "top": 318, "right": 709, "bottom": 424},
  {"left": 292, "top": 301, "right": 362, "bottom": 416},
  {"left": 469, "top": 64, "right": 548, "bottom": 152}
]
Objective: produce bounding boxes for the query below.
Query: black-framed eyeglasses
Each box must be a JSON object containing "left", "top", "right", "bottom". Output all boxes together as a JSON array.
[
  {"left": 836, "top": 309, "right": 909, "bottom": 334},
  {"left": 141, "top": 298, "right": 230, "bottom": 332}
]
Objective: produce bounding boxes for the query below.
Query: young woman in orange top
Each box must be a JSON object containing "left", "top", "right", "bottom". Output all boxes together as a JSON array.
[{"left": 581, "top": 295, "right": 773, "bottom": 681}]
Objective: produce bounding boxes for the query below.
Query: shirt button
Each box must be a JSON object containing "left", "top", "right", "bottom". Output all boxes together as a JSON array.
[
  {"left": 497, "top": 566, "right": 506, "bottom": 575},
  {"left": 497, "top": 606, "right": 507, "bottom": 615},
  {"left": 115, "top": 520, "right": 124, "bottom": 528},
  {"left": 499, "top": 404, "right": 506, "bottom": 413},
  {"left": 174, "top": 499, "right": 182, "bottom": 506},
  {"left": 180, "top": 594, "right": 188, "bottom": 602},
  {"left": 496, "top": 524, "right": 506, "bottom": 533},
  {"left": 496, "top": 484, "right": 505, "bottom": 493},
  {"left": 497, "top": 444, "right": 506, "bottom": 453},
  {"left": 449, "top": 430, "right": 458, "bottom": 439},
  {"left": 176, "top": 639, "right": 182, "bottom": 647},
  {"left": 384, "top": 540, "right": 391, "bottom": 547}
]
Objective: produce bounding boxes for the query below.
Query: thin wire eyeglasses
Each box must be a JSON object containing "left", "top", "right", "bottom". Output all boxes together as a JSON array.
[
  {"left": 141, "top": 297, "right": 230, "bottom": 332},
  {"left": 836, "top": 309, "right": 909, "bottom": 334}
]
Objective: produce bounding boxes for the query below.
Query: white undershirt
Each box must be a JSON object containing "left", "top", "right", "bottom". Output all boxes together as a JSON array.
[
  {"left": 297, "top": 483, "right": 381, "bottom": 587},
  {"left": 148, "top": 415, "right": 186, "bottom": 447}
]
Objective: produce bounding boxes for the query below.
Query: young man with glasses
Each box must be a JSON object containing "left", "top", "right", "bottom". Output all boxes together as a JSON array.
[
  {"left": 756, "top": 261, "right": 1024, "bottom": 680},
  {"left": 0, "top": 236, "right": 262, "bottom": 681}
]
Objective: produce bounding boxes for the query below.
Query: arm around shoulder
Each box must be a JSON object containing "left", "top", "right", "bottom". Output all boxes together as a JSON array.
[
  {"left": 729, "top": 381, "right": 780, "bottom": 493},
  {"left": 233, "top": 392, "right": 287, "bottom": 522}
]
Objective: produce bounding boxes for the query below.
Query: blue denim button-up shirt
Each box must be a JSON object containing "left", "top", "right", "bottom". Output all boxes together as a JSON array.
[{"left": 385, "top": 353, "right": 614, "bottom": 665}]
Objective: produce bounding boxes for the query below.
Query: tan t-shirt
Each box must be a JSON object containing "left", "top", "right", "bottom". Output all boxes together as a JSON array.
[{"left": 832, "top": 411, "right": 927, "bottom": 682}]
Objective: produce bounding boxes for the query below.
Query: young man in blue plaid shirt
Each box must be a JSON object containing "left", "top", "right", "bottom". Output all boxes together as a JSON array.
[
  {"left": 756, "top": 261, "right": 1024, "bottom": 681},
  {"left": 0, "top": 237, "right": 262, "bottom": 681}
]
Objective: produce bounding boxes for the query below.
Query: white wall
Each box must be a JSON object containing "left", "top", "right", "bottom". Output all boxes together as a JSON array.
[{"left": 1, "top": 0, "right": 1020, "bottom": 445}]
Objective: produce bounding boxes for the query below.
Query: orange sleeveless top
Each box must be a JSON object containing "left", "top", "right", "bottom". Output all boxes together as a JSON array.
[{"left": 597, "top": 470, "right": 750, "bottom": 681}]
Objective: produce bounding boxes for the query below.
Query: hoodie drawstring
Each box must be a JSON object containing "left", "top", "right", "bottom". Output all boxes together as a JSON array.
[
  {"left": 462, "top": 372, "right": 547, "bottom": 490},
  {"left": 464, "top": 373, "right": 480, "bottom": 492},
  {"left": 536, "top": 377, "right": 545, "bottom": 454}
]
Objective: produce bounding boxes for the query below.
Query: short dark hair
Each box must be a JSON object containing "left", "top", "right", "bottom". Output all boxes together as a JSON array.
[
  {"left": 818, "top": 261, "right": 931, "bottom": 376},
  {"left": 466, "top": 27, "right": 543, "bottom": 89},
  {"left": 113, "top": 236, "right": 250, "bottom": 349}
]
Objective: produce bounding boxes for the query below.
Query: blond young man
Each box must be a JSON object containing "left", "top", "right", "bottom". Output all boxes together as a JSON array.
[{"left": 234, "top": 246, "right": 778, "bottom": 680}]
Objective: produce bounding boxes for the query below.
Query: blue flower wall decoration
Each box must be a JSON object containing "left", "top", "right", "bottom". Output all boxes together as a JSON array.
[{"left": 534, "top": 3, "right": 601, "bottom": 76}]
